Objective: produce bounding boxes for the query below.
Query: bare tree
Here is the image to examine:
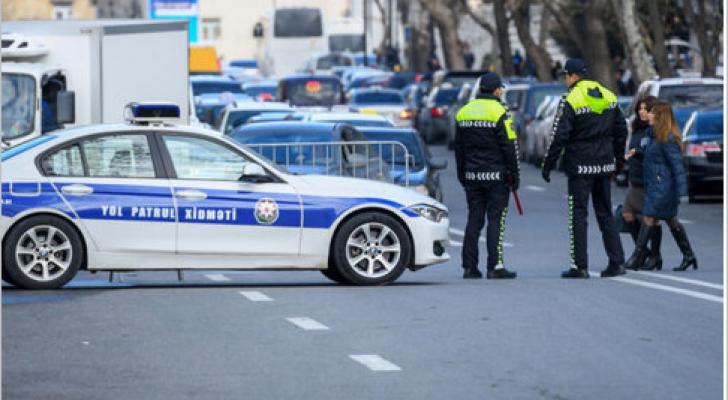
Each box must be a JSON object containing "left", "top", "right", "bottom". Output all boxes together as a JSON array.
[
  {"left": 509, "top": 0, "right": 553, "bottom": 82},
  {"left": 420, "top": 0, "right": 466, "bottom": 70},
  {"left": 608, "top": 0, "right": 657, "bottom": 85},
  {"left": 646, "top": 0, "right": 673, "bottom": 77},
  {"left": 682, "top": 0, "right": 720, "bottom": 76},
  {"left": 494, "top": 0, "right": 515, "bottom": 76},
  {"left": 372, "top": 0, "right": 391, "bottom": 59}
]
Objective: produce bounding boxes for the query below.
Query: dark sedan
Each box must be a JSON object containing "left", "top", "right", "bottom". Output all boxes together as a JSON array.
[{"left": 682, "top": 109, "right": 723, "bottom": 201}]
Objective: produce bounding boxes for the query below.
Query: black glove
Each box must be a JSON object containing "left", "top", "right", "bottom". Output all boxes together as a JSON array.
[
  {"left": 541, "top": 167, "right": 551, "bottom": 183},
  {"left": 614, "top": 158, "right": 625, "bottom": 176},
  {"left": 507, "top": 174, "right": 520, "bottom": 191}
]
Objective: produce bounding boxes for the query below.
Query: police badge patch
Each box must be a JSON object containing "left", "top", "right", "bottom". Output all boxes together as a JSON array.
[{"left": 254, "top": 198, "right": 279, "bottom": 225}]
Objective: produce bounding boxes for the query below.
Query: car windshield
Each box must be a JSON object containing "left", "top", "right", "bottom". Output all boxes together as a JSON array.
[
  {"left": 231, "top": 131, "right": 338, "bottom": 169},
  {"left": 353, "top": 92, "right": 404, "bottom": 105},
  {"left": 274, "top": 8, "right": 323, "bottom": 37},
  {"left": 694, "top": 112, "right": 724, "bottom": 138},
  {"left": 329, "top": 34, "right": 365, "bottom": 53},
  {"left": 443, "top": 76, "right": 478, "bottom": 88},
  {"left": 359, "top": 131, "right": 425, "bottom": 169},
  {"left": 285, "top": 79, "right": 341, "bottom": 106},
  {"left": 224, "top": 110, "right": 292, "bottom": 133},
  {"left": 434, "top": 89, "right": 459, "bottom": 105},
  {"left": 528, "top": 87, "right": 566, "bottom": 115},
  {"left": 316, "top": 54, "right": 353, "bottom": 69},
  {"left": 660, "top": 84, "right": 723, "bottom": 109},
  {"left": 192, "top": 81, "right": 244, "bottom": 97},
  {"left": 2, "top": 74, "right": 36, "bottom": 140}
]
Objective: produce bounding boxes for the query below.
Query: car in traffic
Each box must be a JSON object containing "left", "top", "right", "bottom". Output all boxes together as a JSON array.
[
  {"left": 215, "top": 102, "right": 295, "bottom": 134},
  {"left": 357, "top": 127, "right": 448, "bottom": 201},
  {"left": 512, "top": 82, "right": 567, "bottom": 159},
  {"left": 242, "top": 80, "right": 278, "bottom": 102},
  {"left": 0, "top": 104, "right": 450, "bottom": 289},
  {"left": 277, "top": 74, "right": 345, "bottom": 108},
  {"left": 304, "top": 112, "right": 395, "bottom": 127},
  {"left": 347, "top": 88, "right": 412, "bottom": 127},
  {"left": 303, "top": 52, "right": 354, "bottom": 74},
  {"left": 630, "top": 77, "right": 723, "bottom": 129},
  {"left": 417, "top": 85, "right": 460, "bottom": 144},
  {"left": 682, "top": 108, "right": 723, "bottom": 201},
  {"left": 523, "top": 95, "right": 560, "bottom": 164}
]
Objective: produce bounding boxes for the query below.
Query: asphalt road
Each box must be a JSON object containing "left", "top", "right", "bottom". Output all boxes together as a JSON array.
[{"left": 3, "top": 145, "right": 724, "bottom": 400}]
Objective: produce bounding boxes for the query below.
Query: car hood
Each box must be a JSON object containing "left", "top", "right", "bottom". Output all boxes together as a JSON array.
[
  {"left": 285, "top": 174, "right": 445, "bottom": 209},
  {"left": 673, "top": 107, "right": 699, "bottom": 130}
]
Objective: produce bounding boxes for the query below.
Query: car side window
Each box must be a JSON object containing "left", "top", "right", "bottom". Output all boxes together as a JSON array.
[
  {"left": 163, "top": 135, "right": 251, "bottom": 181},
  {"left": 41, "top": 144, "right": 84, "bottom": 176},
  {"left": 81, "top": 134, "right": 155, "bottom": 178}
]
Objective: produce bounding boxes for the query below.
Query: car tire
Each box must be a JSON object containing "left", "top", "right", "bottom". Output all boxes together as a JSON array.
[
  {"left": 2, "top": 215, "right": 83, "bottom": 290},
  {"left": 321, "top": 264, "right": 351, "bottom": 284},
  {"left": 331, "top": 212, "right": 411, "bottom": 286}
]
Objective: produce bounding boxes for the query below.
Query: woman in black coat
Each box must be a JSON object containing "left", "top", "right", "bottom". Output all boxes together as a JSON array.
[
  {"left": 622, "top": 95, "right": 661, "bottom": 270},
  {"left": 625, "top": 100, "right": 697, "bottom": 271}
]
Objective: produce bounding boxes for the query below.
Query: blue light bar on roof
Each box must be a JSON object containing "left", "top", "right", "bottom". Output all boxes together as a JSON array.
[{"left": 127, "top": 102, "right": 180, "bottom": 119}]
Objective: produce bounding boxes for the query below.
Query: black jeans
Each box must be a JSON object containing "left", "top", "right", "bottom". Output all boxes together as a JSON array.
[
  {"left": 462, "top": 183, "right": 509, "bottom": 270},
  {"left": 567, "top": 176, "right": 625, "bottom": 269}
]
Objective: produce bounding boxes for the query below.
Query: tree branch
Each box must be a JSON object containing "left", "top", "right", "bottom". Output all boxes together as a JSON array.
[{"left": 460, "top": 0, "right": 495, "bottom": 36}]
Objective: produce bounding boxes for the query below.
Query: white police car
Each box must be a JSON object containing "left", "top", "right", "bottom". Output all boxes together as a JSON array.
[{"left": 1, "top": 103, "right": 450, "bottom": 289}]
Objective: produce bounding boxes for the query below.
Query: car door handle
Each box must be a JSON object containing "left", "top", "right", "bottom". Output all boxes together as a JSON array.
[
  {"left": 61, "top": 184, "right": 93, "bottom": 196},
  {"left": 175, "top": 189, "right": 207, "bottom": 201}
]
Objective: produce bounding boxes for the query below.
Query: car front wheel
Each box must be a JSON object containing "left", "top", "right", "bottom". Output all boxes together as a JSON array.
[
  {"left": 2, "top": 216, "right": 82, "bottom": 290},
  {"left": 331, "top": 212, "right": 411, "bottom": 285}
]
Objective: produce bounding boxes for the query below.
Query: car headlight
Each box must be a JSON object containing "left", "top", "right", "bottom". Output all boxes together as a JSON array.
[
  {"left": 408, "top": 204, "right": 448, "bottom": 222},
  {"left": 413, "top": 184, "right": 429, "bottom": 196}
]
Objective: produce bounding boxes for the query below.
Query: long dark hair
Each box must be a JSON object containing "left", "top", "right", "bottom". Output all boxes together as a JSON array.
[{"left": 631, "top": 95, "right": 657, "bottom": 132}]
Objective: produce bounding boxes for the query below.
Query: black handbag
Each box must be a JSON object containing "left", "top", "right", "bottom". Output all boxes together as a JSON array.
[{"left": 614, "top": 204, "right": 629, "bottom": 233}]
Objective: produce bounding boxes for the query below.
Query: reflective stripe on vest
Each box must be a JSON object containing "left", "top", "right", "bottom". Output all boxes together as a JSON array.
[
  {"left": 565, "top": 80, "right": 617, "bottom": 115},
  {"left": 456, "top": 99, "right": 517, "bottom": 140}
]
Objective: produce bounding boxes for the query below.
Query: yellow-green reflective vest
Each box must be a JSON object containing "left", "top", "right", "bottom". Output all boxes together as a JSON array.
[
  {"left": 456, "top": 99, "right": 517, "bottom": 140},
  {"left": 565, "top": 80, "right": 617, "bottom": 115}
]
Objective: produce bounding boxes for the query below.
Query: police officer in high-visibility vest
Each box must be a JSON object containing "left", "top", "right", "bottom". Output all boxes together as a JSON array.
[
  {"left": 455, "top": 73, "right": 519, "bottom": 279},
  {"left": 541, "top": 59, "right": 628, "bottom": 278}
]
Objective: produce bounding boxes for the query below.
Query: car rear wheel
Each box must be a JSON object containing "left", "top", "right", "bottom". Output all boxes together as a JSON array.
[
  {"left": 331, "top": 212, "right": 411, "bottom": 285},
  {"left": 2, "top": 216, "right": 82, "bottom": 290}
]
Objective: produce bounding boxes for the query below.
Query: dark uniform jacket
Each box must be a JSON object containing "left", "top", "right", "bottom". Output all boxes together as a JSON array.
[
  {"left": 542, "top": 79, "right": 627, "bottom": 178},
  {"left": 454, "top": 93, "right": 519, "bottom": 186}
]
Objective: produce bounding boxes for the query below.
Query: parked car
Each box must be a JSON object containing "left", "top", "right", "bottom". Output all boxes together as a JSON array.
[
  {"left": 277, "top": 74, "right": 345, "bottom": 108},
  {"left": 512, "top": 83, "right": 567, "bottom": 159},
  {"left": 347, "top": 88, "right": 412, "bottom": 127},
  {"left": 630, "top": 77, "right": 723, "bottom": 129},
  {"left": 357, "top": 127, "right": 448, "bottom": 201},
  {"left": 305, "top": 112, "right": 395, "bottom": 127},
  {"left": 3, "top": 105, "right": 450, "bottom": 288},
  {"left": 215, "top": 102, "right": 295, "bottom": 134},
  {"left": 417, "top": 85, "right": 460, "bottom": 144},
  {"left": 682, "top": 108, "right": 724, "bottom": 201},
  {"left": 523, "top": 95, "right": 561, "bottom": 164}
]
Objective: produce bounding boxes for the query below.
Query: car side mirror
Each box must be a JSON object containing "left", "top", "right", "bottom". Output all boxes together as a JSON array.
[
  {"left": 429, "top": 157, "right": 448, "bottom": 170},
  {"left": 240, "top": 163, "right": 273, "bottom": 183},
  {"left": 56, "top": 90, "right": 75, "bottom": 124}
]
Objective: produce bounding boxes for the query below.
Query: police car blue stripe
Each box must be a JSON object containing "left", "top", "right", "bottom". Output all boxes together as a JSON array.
[
  {"left": 1, "top": 183, "right": 76, "bottom": 219},
  {"left": 2, "top": 135, "right": 57, "bottom": 162}
]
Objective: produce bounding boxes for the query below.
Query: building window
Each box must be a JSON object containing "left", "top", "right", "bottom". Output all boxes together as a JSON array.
[
  {"left": 201, "top": 18, "right": 222, "bottom": 42},
  {"left": 53, "top": 5, "right": 72, "bottom": 19}
]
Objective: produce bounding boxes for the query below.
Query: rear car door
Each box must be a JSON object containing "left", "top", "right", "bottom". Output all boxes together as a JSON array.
[
  {"left": 157, "top": 133, "right": 302, "bottom": 267},
  {"left": 40, "top": 132, "right": 176, "bottom": 266}
]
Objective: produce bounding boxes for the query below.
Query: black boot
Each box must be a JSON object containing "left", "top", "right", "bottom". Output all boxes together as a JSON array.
[
  {"left": 626, "top": 220, "right": 640, "bottom": 244},
  {"left": 625, "top": 225, "right": 655, "bottom": 270},
  {"left": 463, "top": 267, "right": 483, "bottom": 279},
  {"left": 561, "top": 268, "right": 589, "bottom": 279},
  {"left": 641, "top": 225, "right": 663, "bottom": 271},
  {"left": 600, "top": 262, "right": 626, "bottom": 278},
  {"left": 671, "top": 224, "right": 698, "bottom": 271},
  {"left": 487, "top": 268, "right": 517, "bottom": 279}
]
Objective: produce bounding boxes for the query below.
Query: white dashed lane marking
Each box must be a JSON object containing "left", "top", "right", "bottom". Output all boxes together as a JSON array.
[
  {"left": 239, "top": 291, "right": 273, "bottom": 302},
  {"left": 589, "top": 270, "right": 723, "bottom": 304},
  {"left": 525, "top": 185, "right": 546, "bottom": 192},
  {"left": 679, "top": 219, "right": 694, "bottom": 224},
  {"left": 286, "top": 317, "right": 330, "bottom": 331},
  {"left": 629, "top": 270, "right": 723, "bottom": 290},
  {"left": 349, "top": 355, "right": 402, "bottom": 371},
  {"left": 205, "top": 274, "right": 230, "bottom": 282},
  {"left": 449, "top": 228, "right": 514, "bottom": 247}
]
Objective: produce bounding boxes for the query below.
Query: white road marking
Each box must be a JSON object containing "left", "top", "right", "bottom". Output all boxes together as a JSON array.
[
  {"left": 286, "top": 317, "right": 330, "bottom": 331},
  {"left": 205, "top": 274, "right": 231, "bottom": 282},
  {"left": 239, "top": 291, "right": 273, "bottom": 302},
  {"left": 449, "top": 228, "right": 514, "bottom": 247},
  {"left": 679, "top": 219, "right": 694, "bottom": 224},
  {"left": 629, "top": 270, "right": 723, "bottom": 290},
  {"left": 525, "top": 185, "right": 546, "bottom": 192},
  {"left": 589, "top": 270, "right": 723, "bottom": 304},
  {"left": 349, "top": 355, "right": 402, "bottom": 371}
]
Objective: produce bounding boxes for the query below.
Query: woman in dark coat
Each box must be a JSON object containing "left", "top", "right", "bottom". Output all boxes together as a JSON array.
[
  {"left": 622, "top": 95, "right": 661, "bottom": 270},
  {"left": 625, "top": 100, "right": 697, "bottom": 271}
]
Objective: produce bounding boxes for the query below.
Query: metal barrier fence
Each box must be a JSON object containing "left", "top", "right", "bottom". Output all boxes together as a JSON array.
[{"left": 245, "top": 141, "right": 411, "bottom": 186}]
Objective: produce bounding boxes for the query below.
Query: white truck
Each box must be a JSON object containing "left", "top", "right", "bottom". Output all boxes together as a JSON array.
[{"left": 2, "top": 19, "right": 190, "bottom": 147}]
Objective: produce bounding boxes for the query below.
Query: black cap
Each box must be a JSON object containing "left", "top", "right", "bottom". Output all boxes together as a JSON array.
[
  {"left": 563, "top": 58, "right": 588, "bottom": 75},
  {"left": 479, "top": 72, "right": 504, "bottom": 92}
]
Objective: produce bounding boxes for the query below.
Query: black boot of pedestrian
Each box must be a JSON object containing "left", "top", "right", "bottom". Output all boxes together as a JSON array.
[
  {"left": 625, "top": 225, "right": 654, "bottom": 270},
  {"left": 671, "top": 224, "right": 698, "bottom": 271},
  {"left": 600, "top": 262, "right": 626, "bottom": 277},
  {"left": 561, "top": 268, "right": 589, "bottom": 279},
  {"left": 487, "top": 268, "right": 517, "bottom": 279},
  {"left": 463, "top": 267, "right": 483, "bottom": 279},
  {"left": 626, "top": 220, "right": 640, "bottom": 244},
  {"left": 641, "top": 225, "right": 663, "bottom": 271}
]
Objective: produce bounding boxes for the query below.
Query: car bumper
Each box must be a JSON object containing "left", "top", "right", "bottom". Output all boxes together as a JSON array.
[
  {"left": 408, "top": 216, "right": 450, "bottom": 269},
  {"left": 687, "top": 157, "right": 723, "bottom": 194}
]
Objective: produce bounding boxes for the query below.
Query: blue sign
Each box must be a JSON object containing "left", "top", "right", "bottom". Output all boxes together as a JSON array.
[{"left": 149, "top": 0, "right": 198, "bottom": 43}]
